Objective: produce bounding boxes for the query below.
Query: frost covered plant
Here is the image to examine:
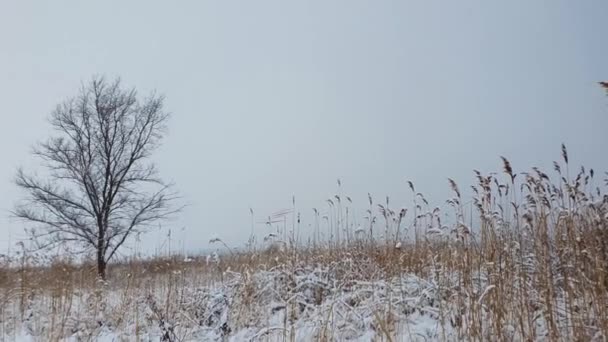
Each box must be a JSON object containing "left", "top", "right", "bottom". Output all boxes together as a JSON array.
[{"left": 2, "top": 145, "right": 608, "bottom": 341}]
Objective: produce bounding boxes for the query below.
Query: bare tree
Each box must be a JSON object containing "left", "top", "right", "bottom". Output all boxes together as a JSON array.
[{"left": 14, "top": 77, "right": 178, "bottom": 280}]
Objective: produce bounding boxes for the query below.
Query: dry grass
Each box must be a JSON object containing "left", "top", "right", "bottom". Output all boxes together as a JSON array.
[{"left": 1, "top": 146, "right": 608, "bottom": 341}]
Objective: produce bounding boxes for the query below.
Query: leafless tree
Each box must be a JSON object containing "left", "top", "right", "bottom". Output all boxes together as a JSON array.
[{"left": 14, "top": 77, "right": 179, "bottom": 280}]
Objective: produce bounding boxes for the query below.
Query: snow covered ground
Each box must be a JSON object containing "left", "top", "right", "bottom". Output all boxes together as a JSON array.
[
  {"left": 2, "top": 265, "right": 455, "bottom": 341},
  {"left": 2, "top": 256, "right": 596, "bottom": 342}
]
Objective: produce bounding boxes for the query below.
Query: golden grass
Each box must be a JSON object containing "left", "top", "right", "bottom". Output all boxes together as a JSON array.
[{"left": 1, "top": 146, "right": 608, "bottom": 341}]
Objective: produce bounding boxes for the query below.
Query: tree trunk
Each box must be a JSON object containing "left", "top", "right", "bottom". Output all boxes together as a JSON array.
[
  {"left": 97, "top": 219, "right": 107, "bottom": 280},
  {"left": 97, "top": 249, "right": 107, "bottom": 280}
]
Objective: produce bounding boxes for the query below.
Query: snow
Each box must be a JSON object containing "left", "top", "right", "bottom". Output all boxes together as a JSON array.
[
  {"left": 1, "top": 265, "right": 461, "bottom": 341},
  {"left": 1, "top": 259, "right": 600, "bottom": 341}
]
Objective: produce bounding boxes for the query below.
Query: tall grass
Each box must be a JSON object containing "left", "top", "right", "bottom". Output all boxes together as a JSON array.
[{"left": 1, "top": 145, "right": 608, "bottom": 341}]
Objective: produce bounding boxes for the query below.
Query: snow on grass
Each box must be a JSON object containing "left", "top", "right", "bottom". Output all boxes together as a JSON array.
[
  {"left": 2, "top": 253, "right": 604, "bottom": 341},
  {"left": 1, "top": 263, "right": 461, "bottom": 341}
]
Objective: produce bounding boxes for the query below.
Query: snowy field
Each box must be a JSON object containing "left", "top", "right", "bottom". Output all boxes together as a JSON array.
[
  {"left": 2, "top": 260, "right": 453, "bottom": 341},
  {"left": 1, "top": 246, "right": 603, "bottom": 342},
  {"left": 3, "top": 154, "right": 608, "bottom": 341}
]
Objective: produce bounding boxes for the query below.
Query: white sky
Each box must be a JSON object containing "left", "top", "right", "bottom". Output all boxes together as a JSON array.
[{"left": 1, "top": 1, "right": 607, "bottom": 255}]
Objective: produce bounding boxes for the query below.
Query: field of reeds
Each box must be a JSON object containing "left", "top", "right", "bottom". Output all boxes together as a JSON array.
[{"left": 1, "top": 145, "right": 607, "bottom": 341}]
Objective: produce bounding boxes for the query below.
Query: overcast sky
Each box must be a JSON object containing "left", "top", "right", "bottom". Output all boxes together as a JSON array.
[{"left": 1, "top": 1, "right": 607, "bottom": 256}]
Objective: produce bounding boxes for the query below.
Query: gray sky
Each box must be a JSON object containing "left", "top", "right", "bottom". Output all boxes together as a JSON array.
[{"left": 1, "top": 1, "right": 607, "bottom": 255}]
